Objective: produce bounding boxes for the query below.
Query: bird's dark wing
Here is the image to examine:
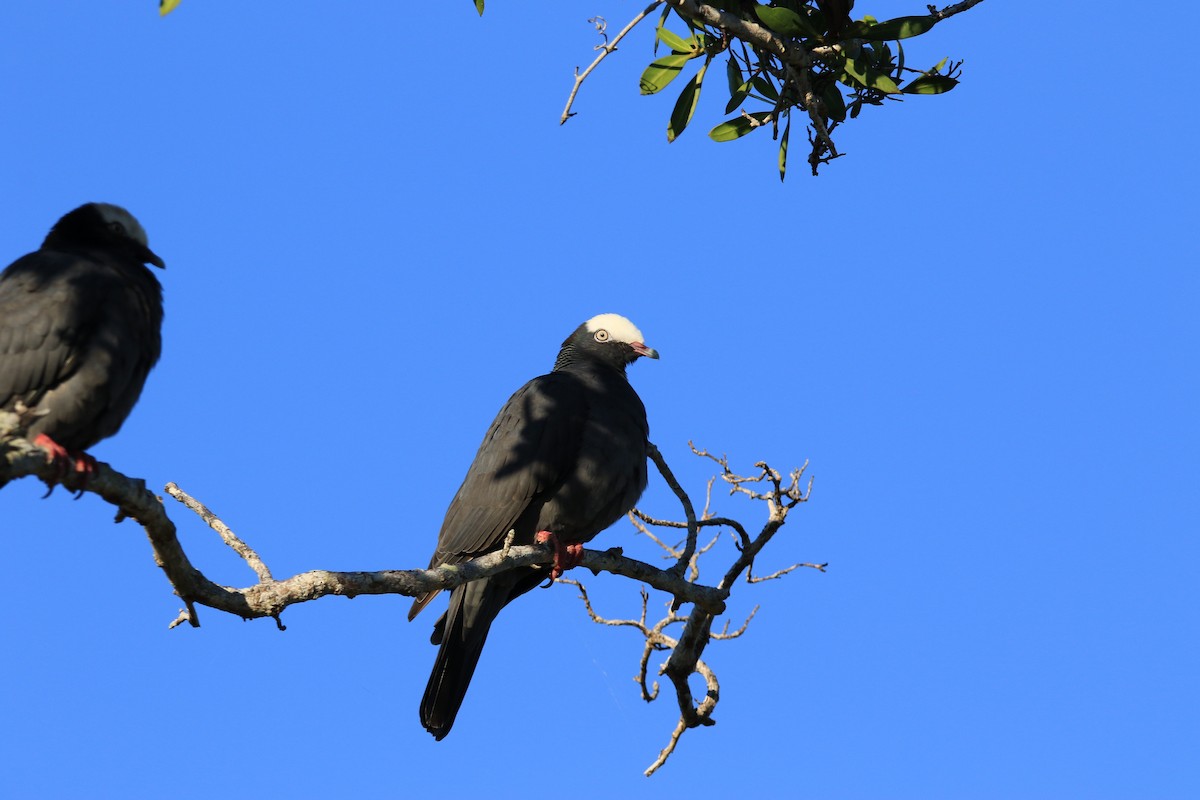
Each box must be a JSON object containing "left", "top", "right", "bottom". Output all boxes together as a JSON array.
[
  {"left": 0, "top": 254, "right": 90, "bottom": 409},
  {"left": 431, "top": 371, "right": 589, "bottom": 562},
  {"left": 0, "top": 250, "right": 161, "bottom": 453}
]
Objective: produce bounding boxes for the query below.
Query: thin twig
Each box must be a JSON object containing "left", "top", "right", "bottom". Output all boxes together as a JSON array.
[
  {"left": 710, "top": 605, "right": 757, "bottom": 639},
  {"left": 645, "top": 718, "right": 688, "bottom": 776},
  {"left": 748, "top": 563, "right": 802, "bottom": 582},
  {"left": 647, "top": 442, "right": 700, "bottom": 576},
  {"left": 167, "top": 599, "right": 199, "bottom": 630},
  {"left": 633, "top": 508, "right": 752, "bottom": 552},
  {"left": 499, "top": 528, "right": 516, "bottom": 558},
  {"left": 740, "top": 108, "right": 773, "bottom": 128},
  {"left": 700, "top": 476, "right": 716, "bottom": 520},
  {"left": 557, "top": 578, "right": 649, "bottom": 632},
  {"left": 629, "top": 508, "right": 685, "bottom": 558},
  {"left": 561, "top": 1, "right": 664, "bottom": 124},
  {"left": 166, "top": 482, "right": 273, "bottom": 583}
]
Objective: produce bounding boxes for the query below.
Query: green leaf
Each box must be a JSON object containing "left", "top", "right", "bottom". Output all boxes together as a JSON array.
[
  {"left": 640, "top": 53, "right": 692, "bottom": 95},
  {"left": 668, "top": 60, "right": 709, "bottom": 142},
  {"left": 820, "top": 81, "right": 846, "bottom": 123},
  {"left": 159, "top": 0, "right": 182, "bottom": 15},
  {"left": 657, "top": 27, "right": 694, "bottom": 55},
  {"left": 725, "top": 57, "right": 743, "bottom": 96},
  {"left": 754, "top": 6, "right": 819, "bottom": 38},
  {"left": 902, "top": 74, "right": 958, "bottom": 94},
  {"left": 839, "top": 53, "right": 901, "bottom": 94},
  {"left": 859, "top": 15, "right": 937, "bottom": 41},
  {"left": 708, "top": 111, "right": 772, "bottom": 143},
  {"left": 653, "top": 5, "right": 672, "bottom": 54},
  {"left": 778, "top": 118, "right": 790, "bottom": 182},
  {"left": 473, "top": 0, "right": 484, "bottom": 15},
  {"left": 725, "top": 78, "right": 752, "bottom": 114},
  {"left": 752, "top": 74, "right": 779, "bottom": 102}
]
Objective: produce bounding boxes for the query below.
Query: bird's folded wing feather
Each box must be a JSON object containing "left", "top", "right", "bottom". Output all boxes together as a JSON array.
[
  {"left": 0, "top": 255, "right": 91, "bottom": 406},
  {"left": 432, "top": 371, "right": 588, "bottom": 562}
]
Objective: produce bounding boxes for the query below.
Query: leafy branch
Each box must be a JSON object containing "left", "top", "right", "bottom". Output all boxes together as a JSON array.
[
  {"left": 566, "top": 0, "right": 984, "bottom": 178},
  {"left": 156, "top": 0, "right": 985, "bottom": 178}
]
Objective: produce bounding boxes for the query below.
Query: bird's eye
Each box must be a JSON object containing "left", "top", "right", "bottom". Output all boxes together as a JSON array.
[
  {"left": 594, "top": 329, "right": 610, "bottom": 342},
  {"left": 108, "top": 221, "right": 126, "bottom": 236}
]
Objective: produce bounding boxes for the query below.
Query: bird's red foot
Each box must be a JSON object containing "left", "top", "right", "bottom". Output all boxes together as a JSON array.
[
  {"left": 33, "top": 433, "right": 70, "bottom": 466},
  {"left": 33, "top": 434, "right": 96, "bottom": 493},
  {"left": 535, "top": 531, "right": 584, "bottom": 581}
]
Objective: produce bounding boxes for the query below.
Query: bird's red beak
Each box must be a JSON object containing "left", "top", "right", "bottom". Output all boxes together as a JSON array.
[{"left": 631, "top": 342, "right": 659, "bottom": 360}]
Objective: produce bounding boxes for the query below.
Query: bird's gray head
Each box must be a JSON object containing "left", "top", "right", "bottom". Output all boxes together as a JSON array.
[
  {"left": 555, "top": 313, "right": 659, "bottom": 372},
  {"left": 93, "top": 203, "right": 151, "bottom": 248},
  {"left": 43, "top": 202, "right": 166, "bottom": 269}
]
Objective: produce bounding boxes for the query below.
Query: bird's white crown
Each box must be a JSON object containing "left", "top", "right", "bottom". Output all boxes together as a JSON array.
[{"left": 585, "top": 313, "right": 646, "bottom": 344}]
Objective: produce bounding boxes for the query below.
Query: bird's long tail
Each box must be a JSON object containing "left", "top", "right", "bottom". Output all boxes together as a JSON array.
[{"left": 420, "top": 577, "right": 504, "bottom": 740}]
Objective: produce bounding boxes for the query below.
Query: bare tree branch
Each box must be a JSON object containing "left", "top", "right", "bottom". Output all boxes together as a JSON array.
[
  {"left": 3, "top": 412, "right": 818, "bottom": 775},
  {"left": 562, "top": 444, "right": 820, "bottom": 774},
  {"left": 0, "top": 424, "right": 727, "bottom": 628}
]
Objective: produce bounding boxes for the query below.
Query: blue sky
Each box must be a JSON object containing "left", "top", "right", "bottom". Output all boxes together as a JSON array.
[{"left": 1, "top": 2, "right": 1197, "bottom": 797}]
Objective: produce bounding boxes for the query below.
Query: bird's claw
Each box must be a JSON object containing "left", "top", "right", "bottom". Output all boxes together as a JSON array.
[
  {"left": 33, "top": 433, "right": 96, "bottom": 496},
  {"left": 535, "top": 531, "right": 585, "bottom": 582},
  {"left": 33, "top": 433, "right": 69, "bottom": 467}
]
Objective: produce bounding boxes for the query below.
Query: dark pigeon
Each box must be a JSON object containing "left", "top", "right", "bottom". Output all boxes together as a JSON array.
[
  {"left": 409, "top": 313, "right": 658, "bottom": 740},
  {"left": 0, "top": 203, "right": 164, "bottom": 486}
]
